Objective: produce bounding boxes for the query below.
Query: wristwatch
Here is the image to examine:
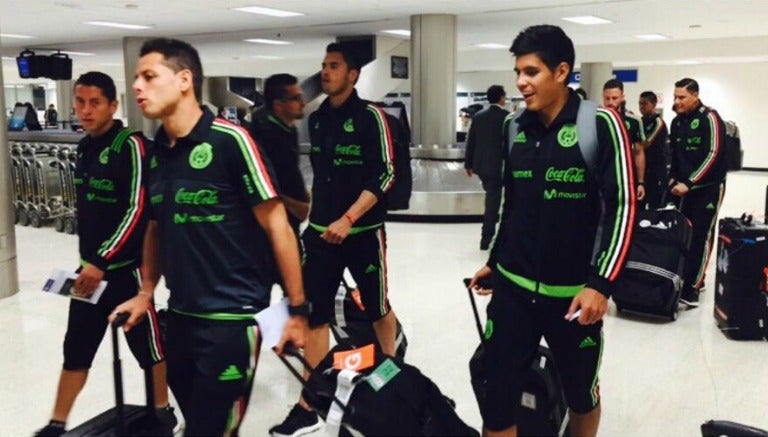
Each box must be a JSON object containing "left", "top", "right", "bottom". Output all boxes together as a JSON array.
[{"left": 288, "top": 301, "right": 312, "bottom": 318}]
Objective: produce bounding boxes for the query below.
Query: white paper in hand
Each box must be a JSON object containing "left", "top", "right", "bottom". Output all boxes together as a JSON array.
[
  {"left": 254, "top": 298, "right": 289, "bottom": 349},
  {"left": 42, "top": 268, "right": 107, "bottom": 304}
]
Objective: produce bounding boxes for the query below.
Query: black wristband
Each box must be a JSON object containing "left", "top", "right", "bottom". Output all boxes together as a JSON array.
[
  {"left": 637, "top": 181, "right": 645, "bottom": 186},
  {"left": 288, "top": 301, "right": 312, "bottom": 318}
]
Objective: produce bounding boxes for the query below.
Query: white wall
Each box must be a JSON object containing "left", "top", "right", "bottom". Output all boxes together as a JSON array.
[{"left": 453, "top": 62, "right": 768, "bottom": 169}]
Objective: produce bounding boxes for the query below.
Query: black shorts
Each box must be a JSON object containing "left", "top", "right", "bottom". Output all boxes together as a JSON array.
[
  {"left": 63, "top": 268, "right": 164, "bottom": 370},
  {"left": 302, "top": 225, "right": 391, "bottom": 327},
  {"left": 165, "top": 311, "right": 260, "bottom": 436},
  {"left": 482, "top": 271, "right": 603, "bottom": 431}
]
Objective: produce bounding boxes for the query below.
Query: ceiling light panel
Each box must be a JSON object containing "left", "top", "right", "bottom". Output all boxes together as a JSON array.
[
  {"left": 84, "top": 21, "right": 152, "bottom": 30},
  {"left": 381, "top": 29, "right": 411, "bottom": 37},
  {"left": 562, "top": 16, "right": 612, "bottom": 25},
  {"left": 244, "top": 38, "right": 293, "bottom": 45},
  {"left": 474, "top": 43, "right": 507, "bottom": 49},
  {"left": 635, "top": 33, "right": 670, "bottom": 41},
  {"left": 233, "top": 6, "right": 304, "bottom": 17}
]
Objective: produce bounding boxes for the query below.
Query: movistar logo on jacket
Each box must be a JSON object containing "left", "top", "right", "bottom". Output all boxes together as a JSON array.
[
  {"left": 543, "top": 188, "right": 587, "bottom": 200},
  {"left": 545, "top": 167, "right": 585, "bottom": 184},
  {"left": 513, "top": 170, "right": 533, "bottom": 179},
  {"left": 175, "top": 188, "right": 219, "bottom": 205}
]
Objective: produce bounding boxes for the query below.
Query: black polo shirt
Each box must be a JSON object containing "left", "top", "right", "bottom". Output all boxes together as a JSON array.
[
  {"left": 149, "top": 107, "right": 280, "bottom": 317},
  {"left": 249, "top": 108, "right": 308, "bottom": 234}
]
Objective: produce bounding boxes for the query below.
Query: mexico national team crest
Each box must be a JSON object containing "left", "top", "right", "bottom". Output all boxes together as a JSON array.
[
  {"left": 690, "top": 119, "right": 700, "bottom": 129},
  {"left": 189, "top": 142, "right": 213, "bottom": 170},
  {"left": 99, "top": 148, "right": 110, "bottom": 165},
  {"left": 557, "top": 124, "right": 578, "bottom": 148}
]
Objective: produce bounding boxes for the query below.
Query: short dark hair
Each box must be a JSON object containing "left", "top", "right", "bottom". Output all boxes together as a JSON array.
[
  {"left": 74, "top": 71, "right": 117, "bottom": 102},
  {"left": 575, "top": 87, "right": 588, "bottom": 100},
  {"left": 603, "top": 78, "right": 624, "bottom": 91},
  {"left": 675, "top": 77, "right": 699, "bottom": 93},
  {"left": 639, "top": 91, "right": 658, "bottom": 105},
  {"left": 510, "top": 25, "right": 575, "bottom": 77},
  {"left": 264, "top": 73, "right": 299, "bottom": 110},
  {"left": 486, "top": 85, "right": 506, "bottom": 104},
  {"left": 326, "top": 42, "right": 360, "bottom": 72},
  {"left": 140, "top": 38, "right": 204, "bottom": 101}
]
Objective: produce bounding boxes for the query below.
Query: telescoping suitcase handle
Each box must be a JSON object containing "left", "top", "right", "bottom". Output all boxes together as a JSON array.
[
  {"left": 110, "top": 313, "right": 156, "bottom": 435},
  {"left": 463, "top": 278, "right": 492, "bottom": 343}
]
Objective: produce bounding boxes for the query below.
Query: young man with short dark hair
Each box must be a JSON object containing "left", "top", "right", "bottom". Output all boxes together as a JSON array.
[
  {"left": 35, "top": 71, "right": 174, "bottom": 436},
  {"left": 249, "top": 73, "right": 310, "bottom": 238},
  {"left": 112, "top": 38, "right": 307, "bottom": 435},
  {"left": 270, "top": 42, "right": 398, "bottom": 437},
  {"left": 465, "top": 84, "right": 509, "bottom": 250},
  {"left": 603, "top": 78, "right": 647, "bottom": 203},
  {"left": 638, "top": 90, "right": 670, "bottom": 208},
  {"left": 469, "top": 25, "right": 636, "bottom": 437},
  {"left": 669, "top": 78, "right": 727, "bottom": 307}
]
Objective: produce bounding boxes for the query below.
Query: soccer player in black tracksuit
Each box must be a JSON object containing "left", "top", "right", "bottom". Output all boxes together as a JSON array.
[
  {"left": 36, "top": 72, "right": 174, "bottom": 437},
  {"left": 270, "top": 43, "right": 399, "bottom": 437},
  {"left": 669, "top": 78, "right": 727, "bottom": 307},
  {"left": 112, "top": 39, "right": 307, "bottom": 436},
  {"left": 469, "top": 26, "right": 636, "bottom": 437},
  {"left": 603, "top": 79, "right": 647, "bottom": 204},
  {"left": 638, "top": 91, "right": 670, "bottom": 209}
]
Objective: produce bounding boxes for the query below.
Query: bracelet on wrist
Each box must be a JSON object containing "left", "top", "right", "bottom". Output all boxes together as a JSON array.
[{"left": 637, "top": 181, "right": 645, "bottom": 186}]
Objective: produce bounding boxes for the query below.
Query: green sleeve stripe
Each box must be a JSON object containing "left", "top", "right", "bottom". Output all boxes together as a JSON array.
[
  {"left": 689, "top": 113, "right": 721, "bottom": 183},
  {"left": 596, "top": 109, "right": 634, "bottom": 280},
  {"left": 212, "top": 121, "right": 278, "bottom": 200},
  {"left": 98, "top": 134, "right": 144, "bottom": 259},
  {"left": 366, "top": 105, "right": 395, "bottom": 192}
]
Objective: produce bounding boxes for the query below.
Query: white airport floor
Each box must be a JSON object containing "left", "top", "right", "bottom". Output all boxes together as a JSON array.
[{"left": 2, "top": 171, "right": 768, "bottom": 437}]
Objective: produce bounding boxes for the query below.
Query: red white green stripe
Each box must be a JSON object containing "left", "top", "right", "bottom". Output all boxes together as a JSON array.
[
  {"left": 212, "top": 119, "right": 278, "bottom": 200},
  {"left": 366, "top": 105, "right": 395, "bottom": 193},
  {"left": 689, "top": 113, "right": 721, "bottom": 184}
]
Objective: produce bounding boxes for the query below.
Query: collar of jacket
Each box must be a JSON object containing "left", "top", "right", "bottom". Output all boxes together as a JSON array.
[
  {"left": 82, "top": 119, "right": 124, "bottom": 148},
  {"left": 516, "top": 88, "right": 580, "bottom": 132},
  {"left": 318, "top": 88, "right": 363, "bottom": 116},
  {"left": 154, "top": 106, "right": 214, "bottom": 149}
]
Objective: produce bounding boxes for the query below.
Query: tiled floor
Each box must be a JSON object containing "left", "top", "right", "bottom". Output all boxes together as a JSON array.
[{"left": 2, "top": 172, "right": 768, "bottom": 436}]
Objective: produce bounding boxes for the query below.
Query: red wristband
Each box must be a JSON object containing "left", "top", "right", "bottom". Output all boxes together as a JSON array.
[{"left": 344, "top": 213, "right": 356, "bottom": 225}]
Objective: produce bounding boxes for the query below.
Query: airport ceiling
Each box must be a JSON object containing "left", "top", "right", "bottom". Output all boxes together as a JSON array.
[{"left": 2, "top": 0, "right": 768, "bottom": 81}]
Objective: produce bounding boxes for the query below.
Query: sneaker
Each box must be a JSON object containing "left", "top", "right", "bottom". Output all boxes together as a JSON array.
[
  {"left": 34, "top": 421, "right": 66, "bottom": 437},
  {"left": 157, "top": 405, "right": 182, "bottom": 435},
  {"left": 680, "top": 290, "right": 700, "bottom": 308},
  {"left": 269, "top": 404, "right": 321, "bottom": 437}
]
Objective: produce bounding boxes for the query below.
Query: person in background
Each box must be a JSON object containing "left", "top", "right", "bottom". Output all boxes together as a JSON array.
[{"left": 638, "top": 91, "right": 670, "bottom": 208}]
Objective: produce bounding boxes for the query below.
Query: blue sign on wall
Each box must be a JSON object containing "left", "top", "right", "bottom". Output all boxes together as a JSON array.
[{"left": 569, "top": 69, "right": 638, "bottom": 84}]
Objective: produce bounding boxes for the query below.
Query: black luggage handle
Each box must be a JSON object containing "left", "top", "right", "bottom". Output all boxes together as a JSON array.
[
  {"left": 110, "top": 312, "right": 156, "bottom": 435},
  {"left": 463, "top": 278, "right": 490, "bottom": 344}
]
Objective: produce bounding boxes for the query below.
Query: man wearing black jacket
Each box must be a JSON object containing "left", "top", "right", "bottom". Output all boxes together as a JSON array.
[
  {"left": 469, "top": 25, "right": 636, "bottom": 437},
  {"left": 270, "top": 43, "right": 398, "bottom": 437},
  {"left": 465, "top": 85, "right": 509, "bottom": 250},
  {"left": 638, "top": 91, "right": 670, "bottom": 209},
  {"left": 669, "top": 78, "right": 727, "bottom": 307},
  {"left": 35, "top": 72, "right": 174, "bottom": 437}
]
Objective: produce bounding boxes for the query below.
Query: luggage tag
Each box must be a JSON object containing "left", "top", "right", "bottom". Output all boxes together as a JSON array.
[
  {"left": 366, "top": 358, "right": 401, "bottom": 392},
  {"left": 333, "top": 344, "right": 375, "bottom": 372}
]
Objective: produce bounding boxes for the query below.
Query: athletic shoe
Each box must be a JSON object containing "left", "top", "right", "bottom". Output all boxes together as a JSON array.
[
  {"left": 269, "top": 404, "right": 321, "bottom": 437},
  {"left": 34, "top": 421, "right": 66, "bottom": 437},
  {"left": 679, "top": 290, "right": 700, "bottom": 308}
]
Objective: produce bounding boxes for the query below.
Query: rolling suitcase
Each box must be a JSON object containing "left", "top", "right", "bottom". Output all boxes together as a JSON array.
[
  {"left": 613, "top": 207, "right": 692, "bottom": 320},
  {"left": 276, "top": 344, "right": 479, "bottom": 436},
  {"left": 330, "top": 277, "right": 408, "bottom": 359},
  {"left": 463, "top": 278, "right": 570, "bottom": 437},
  {"left": 63, "top": 314, "right": 172, "bottom": 437},
  {"left": 714, "top": 214, "right": 768, "bottom": 340}
]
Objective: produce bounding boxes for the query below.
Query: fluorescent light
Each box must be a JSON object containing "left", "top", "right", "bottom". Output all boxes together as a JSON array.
[
  {"left": 1, "top": 33, "right": 35, "bottom": 39},
  {"left": 60, "top": 51, "right": 95, "bottom": 56},
  {"left": 562, "top": 16, "right": 612, "bottom": 25},
  {"left": 635, "top": 33, "right": 670, "bottom": 41},
  {"left": 252, "top": 55, "right": 284, "bottom": 60},
  {"left": 473, "top": 43, "right": 508, "bottom": 49},
  {"left": 2, "top": 56, "right": 16, "bottom": 61},
  {"left": 675, "top": 60, "right": 702, "bottom": 65},
  {"left": 244, "top": 38, "right": 293, "bottom": 45},
  {"left": 381, "top": 29, "right": 411, "bottom": 37},
  {"left": 85, "top": 21, "right": 152, "bottom": 30},
  {"left": 233, "top": 6, "right": 303, "bottom": 17}
]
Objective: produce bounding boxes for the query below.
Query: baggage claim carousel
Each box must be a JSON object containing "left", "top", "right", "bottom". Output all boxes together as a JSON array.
[{"left": 299, "top": 145, "right": 484, "bottom": 222}]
